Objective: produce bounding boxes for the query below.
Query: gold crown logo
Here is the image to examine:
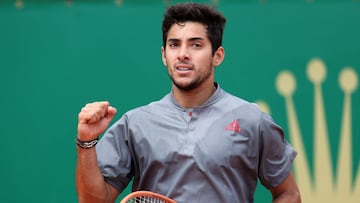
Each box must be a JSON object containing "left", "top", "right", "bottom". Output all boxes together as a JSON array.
[{"left": 257, "top": 58, "right": 359, "bottom": 202}]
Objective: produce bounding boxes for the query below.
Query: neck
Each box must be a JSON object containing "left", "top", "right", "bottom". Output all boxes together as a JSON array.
[{"left": 172, "top": 82, "right": 216, "bottom": 109}]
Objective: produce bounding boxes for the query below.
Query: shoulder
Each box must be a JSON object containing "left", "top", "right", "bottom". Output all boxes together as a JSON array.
[
  {"left": 220, "top": 90, "right": 264, "bottom": 119},
  {"left": 220, "top": 90, "right": 284, "bottom": 137},
  {"left": 123, "top": 94, "right": 174, "bottom": 120}
]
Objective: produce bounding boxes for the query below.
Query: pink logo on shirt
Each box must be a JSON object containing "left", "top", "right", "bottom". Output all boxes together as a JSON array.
[{"left": 225, "top": 119, "right": 241, "bottom": 133}]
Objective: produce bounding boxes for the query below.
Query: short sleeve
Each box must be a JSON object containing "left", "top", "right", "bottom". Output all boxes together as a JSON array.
[
  {"left": 258, "top": 113, "right": 297, "bottom": 189},
  {"left": 96, "top": 115, "right": 133, "bottom": 192}
]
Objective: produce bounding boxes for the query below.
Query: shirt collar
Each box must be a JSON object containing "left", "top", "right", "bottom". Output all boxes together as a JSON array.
[{"left": 168, "top": 82, "right": 224, "bottom": 111}]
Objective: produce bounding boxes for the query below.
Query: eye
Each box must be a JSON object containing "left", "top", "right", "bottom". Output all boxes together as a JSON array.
[
  {"left": 192, "top": 43, "right": 202, "bottom": 48},
  {"left": 168, "top": 43, "right": 178, "bottom": 48}
]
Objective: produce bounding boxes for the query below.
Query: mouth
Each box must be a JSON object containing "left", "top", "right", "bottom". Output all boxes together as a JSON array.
[
  {"left": 175, "top": 63, "right": 194, "bottom": 72},
  {"left": 176, "top": 67, "right": 192, "bottom": 71}
]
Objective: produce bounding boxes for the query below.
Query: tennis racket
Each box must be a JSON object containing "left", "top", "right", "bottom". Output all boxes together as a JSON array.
[{"left": 120, "top": 191, "right": 176, "bottom": 203}]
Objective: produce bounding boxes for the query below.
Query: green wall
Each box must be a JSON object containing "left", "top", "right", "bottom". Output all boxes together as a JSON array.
[{"left": 0, "top": 1, "right": 359, "bottom": 202}]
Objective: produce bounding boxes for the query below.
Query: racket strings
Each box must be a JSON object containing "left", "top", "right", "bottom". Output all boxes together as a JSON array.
[{"left": 126, "top": 196, "right": 167, "bottom": 203}]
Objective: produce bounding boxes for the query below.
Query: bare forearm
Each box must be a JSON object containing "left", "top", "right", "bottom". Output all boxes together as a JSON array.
[
  {"left": 76, "top": 147, "right": 113, "bottom": 203},
  {"left": 272, "top": 191, "right": 301, "bottom": 203},
  {"left": 270, "top": 172, "right": 301, "bottom": 203},
  {"left": 75, "top": 102, "right": 119, "bottom": 202}
]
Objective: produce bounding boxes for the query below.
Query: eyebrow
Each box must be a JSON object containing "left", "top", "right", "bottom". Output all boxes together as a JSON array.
[{"left": 167, "top": 37, "right": 205, "bottom": 43}]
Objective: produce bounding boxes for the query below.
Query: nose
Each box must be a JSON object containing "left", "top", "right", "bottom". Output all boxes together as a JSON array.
[{"left": 178, "top": 45, "right": 190, "bottom": 61}]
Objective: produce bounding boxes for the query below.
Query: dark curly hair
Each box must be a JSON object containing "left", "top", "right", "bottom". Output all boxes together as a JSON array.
[{"left": 162, "top": 2, "right": 226, "bottom": 55}]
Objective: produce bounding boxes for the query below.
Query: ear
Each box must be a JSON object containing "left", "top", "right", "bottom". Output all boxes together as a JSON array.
[
  {"left": 213, "top": 47, "right": 225, "bottom": 67},
  {"left": 161, "top": 46, "right": 167, "bottom": 66}
]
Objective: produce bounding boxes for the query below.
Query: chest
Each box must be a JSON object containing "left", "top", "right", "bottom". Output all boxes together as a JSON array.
[{"left": 127, "top": 109, "right": 259, "bottom": 171}]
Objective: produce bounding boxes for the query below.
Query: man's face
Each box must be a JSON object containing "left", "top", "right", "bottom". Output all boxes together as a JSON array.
[{"left": 162, "top": 22, "right": 223, "bottom": 91}]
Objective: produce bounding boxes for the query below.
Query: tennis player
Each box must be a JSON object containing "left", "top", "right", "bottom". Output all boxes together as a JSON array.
[{"left": 76, "top": 2, "right": 301, "bottom": 203}]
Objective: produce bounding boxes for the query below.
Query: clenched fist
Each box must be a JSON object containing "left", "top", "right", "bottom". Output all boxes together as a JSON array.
[{"left": 77, "top": 101, "right": 117, "bottom": 141}]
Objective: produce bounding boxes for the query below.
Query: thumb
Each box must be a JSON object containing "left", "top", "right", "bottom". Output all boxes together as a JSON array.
[{"left": 105, "top": 106, "right": 117, "bottom": 123}]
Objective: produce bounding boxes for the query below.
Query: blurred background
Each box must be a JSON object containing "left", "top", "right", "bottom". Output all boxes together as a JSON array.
[{"left": 0, "top": 0, "right": 359, "bottom": 202}]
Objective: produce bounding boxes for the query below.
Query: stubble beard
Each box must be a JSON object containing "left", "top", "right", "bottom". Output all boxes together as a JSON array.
[{"left": 168, "top": 61, "right": 214, "bottom": 91}]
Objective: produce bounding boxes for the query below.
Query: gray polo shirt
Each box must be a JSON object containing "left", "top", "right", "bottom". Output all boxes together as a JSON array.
[{"left": 96, "top": 84, "right": 297, "bottom": 203}]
